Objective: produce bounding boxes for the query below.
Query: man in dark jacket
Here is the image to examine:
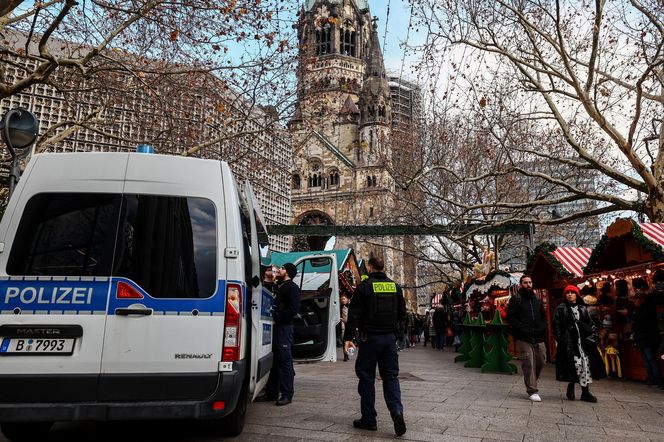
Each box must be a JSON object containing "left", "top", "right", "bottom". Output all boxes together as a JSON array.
[
  {"left": 507, "top": 274, "right": 547, "bottom": 402},
  {"left": 344, "top": 256, "right": 407, "bottom": 436},
  {"left": 262, "top": 262, "right": 300, "bottom": 405},
  {"left": 633, "top": 276, "right": 663, "bottom": 389},
  {"left": 433, "top": 299, "right": 451, "bottom": 350}
]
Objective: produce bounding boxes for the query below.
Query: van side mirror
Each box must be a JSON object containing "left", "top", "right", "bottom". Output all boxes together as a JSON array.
[{"left": 251, "top": 275, "right": 261, "bottom": 288}]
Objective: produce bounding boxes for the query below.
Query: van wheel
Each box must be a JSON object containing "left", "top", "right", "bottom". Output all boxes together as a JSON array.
[
  {"left": 1, "top": 422, "right": 53, "bottom": 441},
  {"left": 217, "top": 384, "right": 249, "bottom": 437}
]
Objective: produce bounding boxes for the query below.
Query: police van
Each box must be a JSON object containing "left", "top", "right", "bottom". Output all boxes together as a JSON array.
[{"left": 0, "top": 152, "right": 340, "bottom": 440}]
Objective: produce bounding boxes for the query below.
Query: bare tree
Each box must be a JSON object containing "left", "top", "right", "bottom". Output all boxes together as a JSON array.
[
  {"left": 1, "top": 1, "right": 297, "bottom": 156},
  {"left": 407, "top": 0, "right": 664, "bottom": 222}
]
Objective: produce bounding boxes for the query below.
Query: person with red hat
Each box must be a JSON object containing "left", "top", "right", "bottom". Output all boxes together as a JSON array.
[{"left": 553, "top": 285, "right": 606, "bottom": 402}]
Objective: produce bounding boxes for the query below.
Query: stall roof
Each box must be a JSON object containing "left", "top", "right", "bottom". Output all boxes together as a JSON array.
[
  {"left": 463, "top": 271, "right": 520, "bottom": 296},
  {"left": 640, "top": 223, "right": 664, "bottom": 249},
  {"left": 551, "top": 247, "right": 592, "bottom": 277},
  {"left": 583, "top": 219, "right": 664, "bottom": 274}
]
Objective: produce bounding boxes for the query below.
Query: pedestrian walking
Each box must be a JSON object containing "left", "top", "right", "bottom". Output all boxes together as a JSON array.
[
  {"left": 257, "top": 263, "right": 300, "bottom": 406},
  {"left": 427, "top": 308, "right": 436, "bottom": 349},
  {"left": 344, "top": 256, "right": 407, "bottom": 436},
  {"left": 433, "top": 299, "right": 451, "bottom": 350},
  {"left": 414, "top": 314, "right": 423, "bottom": 345},
  {"left": 506, "top": 274, "right": 547, "bottom": 402},
  {"left": 632, "top": 273, "right": 663, "bottom": 389},
  {"left": 553, "top": 285, "right": 606, "bottom": 402},
  {"left": 423, "top": 310, "right": 431, "bottom": 347},
  {"left": 340, "top": 294, "right": 350, "bottom": 361}
]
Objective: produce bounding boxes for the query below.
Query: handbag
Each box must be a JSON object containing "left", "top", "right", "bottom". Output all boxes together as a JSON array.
[{"left": 445, "top": 327, "right": 453, "bottom": 337}]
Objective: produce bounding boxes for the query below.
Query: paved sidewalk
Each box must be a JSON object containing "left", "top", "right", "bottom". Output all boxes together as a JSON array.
[{"left": 233, "top": 344, "right": 664, "bottom": 442}]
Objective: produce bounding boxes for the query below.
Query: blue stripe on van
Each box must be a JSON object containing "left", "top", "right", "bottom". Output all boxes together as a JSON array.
[
  {"left": 108, "top": 278, "right": 226, "bottom": 315},
  {"left": 261, "top": 287, "right": 274, "bottom": 320},
  {"left": 0, "top": 277, "right": 110, "bottom": 314},
  {"left": 0, "top": 277, "right": 230, "bottom": 315}
]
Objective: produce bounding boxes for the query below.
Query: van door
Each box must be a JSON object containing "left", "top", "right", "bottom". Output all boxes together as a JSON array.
[
  {"left": 98, "top": 155, "right": 225, "bottom": 401},
  {"left": 0, "top": 153, "right": 129, "bottom": 403},
  {"left": 291, "top": 254, "right": 340, "bottom": 362},
  {"left": 243, "top": 183, "right": 273, "bottom": 400}
]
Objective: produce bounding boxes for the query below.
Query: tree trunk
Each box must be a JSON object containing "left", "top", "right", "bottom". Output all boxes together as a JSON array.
[{"left": 645, "top": 184, "right": 664, "bottom": 223}]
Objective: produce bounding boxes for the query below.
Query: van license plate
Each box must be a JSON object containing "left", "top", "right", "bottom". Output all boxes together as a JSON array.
[{"left": 0, "top": 337, "right": 75, "bottom": 355}]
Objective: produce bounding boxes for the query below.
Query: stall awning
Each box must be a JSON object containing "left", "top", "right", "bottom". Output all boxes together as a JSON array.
[
  {"left": 551, "top": 247, "right": 592, "bottom": 277},
  {"left": 639, "top": 223, "right": 664, "bottom": 250}
]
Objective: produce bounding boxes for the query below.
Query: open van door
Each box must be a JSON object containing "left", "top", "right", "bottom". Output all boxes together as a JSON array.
[
  {"left": 242, "top": 183, "right": 273, "bottom": 400},
  {"left": 291, "top": 254, "right": 340, "bottom": 362}
]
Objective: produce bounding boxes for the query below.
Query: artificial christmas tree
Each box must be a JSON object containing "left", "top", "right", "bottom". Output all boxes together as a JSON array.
[
  {"left": 464, "top": 315, "right": 486, "bottom": 368},
  {"left": 481, "top": 310, "right": 517, "bottom": 374},
  {"left": 454, "top": 313, "right": 472, "bottom": 363}
]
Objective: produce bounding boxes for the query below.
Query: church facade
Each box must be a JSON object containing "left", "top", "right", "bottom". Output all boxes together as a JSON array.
[{"left": 289, "top": 0, "right": 416, "bottom": 304}]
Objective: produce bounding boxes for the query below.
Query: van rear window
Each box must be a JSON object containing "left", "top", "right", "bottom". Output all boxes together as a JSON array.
[
  {"left": 7, "top": 193, "right": 120, "bottom": 277},
  {"left": 113, "top": 195, "right": 217, "bottom": 298},
  {"left": 7, "top": 193, "right": 217, "bottom": 299}
]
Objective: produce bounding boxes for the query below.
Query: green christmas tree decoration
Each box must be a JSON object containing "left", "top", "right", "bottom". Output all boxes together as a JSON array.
[
  {"left": 454, "top": 313, "right": 472, "bottom": 363},
  {"left": 481, "top": 310, "right": 517, "bottom": 374},
  {"left": 464, "top": 315, "right": 486, "bottom": 368}
]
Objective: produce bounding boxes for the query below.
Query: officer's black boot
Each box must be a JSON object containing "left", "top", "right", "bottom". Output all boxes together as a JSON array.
[
  {"left": 390, "top": 411, "right": 406, "bottom": 436},
  {"left": 352, "top": 419, "right": 377, "bottom": 431},
  {"left": 566, "top": 382, "right": 575, "bottom": 401},
  {"left": 580, "top": 386, "right": 597, "bottom": 403},
  {"left": 276, "top": 395, "right": 292, "bottom": 406}
]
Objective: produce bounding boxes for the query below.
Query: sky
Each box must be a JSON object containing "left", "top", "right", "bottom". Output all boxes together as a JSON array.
[{"left": 368, "top": 0, "right": 423, "bottom": 78}]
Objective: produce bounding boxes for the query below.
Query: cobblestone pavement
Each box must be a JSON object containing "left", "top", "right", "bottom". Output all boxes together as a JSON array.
[
  {"left": 232, "top": 344, "right": 664, "bottom": 442},
  {"left": 2, "top": 345, "right": 662, "bottom": 441}
]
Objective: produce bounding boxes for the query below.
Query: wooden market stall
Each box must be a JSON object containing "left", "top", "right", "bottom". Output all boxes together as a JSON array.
[
  {"left": 525, "top": 243, "right": 592, "bottom": 361},
  {"left": 462, "top": 270, "right": 520, "bottom": 354},
  {"left": 581, "top": 218, "right": 664, "bottom": 381}
]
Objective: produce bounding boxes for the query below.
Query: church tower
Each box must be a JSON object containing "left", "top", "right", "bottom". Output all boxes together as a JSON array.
[{"left": 289, "top": 0, "right": 408, "bottom": 291}]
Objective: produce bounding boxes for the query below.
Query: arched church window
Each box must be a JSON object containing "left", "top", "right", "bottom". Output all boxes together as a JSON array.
[
  {"left": 329, "top": 170, "right": 340, "bottom": 186},
  {"left": 309, "top": 173, "right": 322, "bottom": 188},
  {"left": 316, "top": 27, "right": 332, "bottom": 55},
  {"left": 372, "top": 176, "right": 377, "bottom": 187},
  {"left": 292, "top": 174, "right": 301, "bottom": 190},
  {"left": 340, "top": 29, "right": 356, "bottom": 56},
  {"left": 378, "top": 106, "right": 385, "bottom": 118},
  {"left": 366, "top": 176, "right": 372, "bottom": 187}
]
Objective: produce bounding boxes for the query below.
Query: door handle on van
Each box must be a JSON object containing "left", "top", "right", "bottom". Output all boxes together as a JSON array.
[{"left": 115, "top": 307, "right": 153, "bottom": 316}]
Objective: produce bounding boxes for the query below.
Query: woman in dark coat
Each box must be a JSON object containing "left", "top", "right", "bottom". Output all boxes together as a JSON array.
[{"left": 553, "top": 285, "right": 606, "bottom": 402}]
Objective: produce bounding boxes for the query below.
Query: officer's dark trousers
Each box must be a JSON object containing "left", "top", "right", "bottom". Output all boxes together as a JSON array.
[
  {"left": 355, "top": 333, "right": 403, "bottom": 424},
  {"left": 266, "top": 324, "right": 294, "bottom": 399}
]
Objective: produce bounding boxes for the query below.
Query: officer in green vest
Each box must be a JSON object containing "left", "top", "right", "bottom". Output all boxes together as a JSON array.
[{"left": 344, "top": 256, "right": 406, "bottom": 436}]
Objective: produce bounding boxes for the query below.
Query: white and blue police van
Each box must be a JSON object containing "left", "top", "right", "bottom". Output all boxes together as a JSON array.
[{"left": 0, "top": 151, "right": 340, "bottom": 440}]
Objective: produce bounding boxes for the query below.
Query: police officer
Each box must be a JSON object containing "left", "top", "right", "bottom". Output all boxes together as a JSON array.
[
  {"left": 344, "top": 256, "right": 407, "bottom": 436},
  {"left": 258, "top": 262, "right": 300, "bottom": 406}
]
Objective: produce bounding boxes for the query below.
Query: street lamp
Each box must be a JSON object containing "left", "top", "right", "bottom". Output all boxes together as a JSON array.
[{"left": 1, "top": 108, "right": 39, "bottom": 197}]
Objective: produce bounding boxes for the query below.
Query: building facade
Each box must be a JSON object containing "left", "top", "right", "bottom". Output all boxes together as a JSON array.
[{"left": 289, "top": 0, "right": 419, "bottom": 306}]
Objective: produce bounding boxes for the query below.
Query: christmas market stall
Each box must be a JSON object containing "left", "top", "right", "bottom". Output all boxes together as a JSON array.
[
  {"left": 525, "top": 243, "right": 592, "bottom": 361},
  {"left": 581, "top": 218, "right": 664, "bottom": 381},
  {"left": 463, "top": 270, "right": 521, "bottom": 323},
  {"left": 455, "top": 271, "right": 520, "bottom": 374}
]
